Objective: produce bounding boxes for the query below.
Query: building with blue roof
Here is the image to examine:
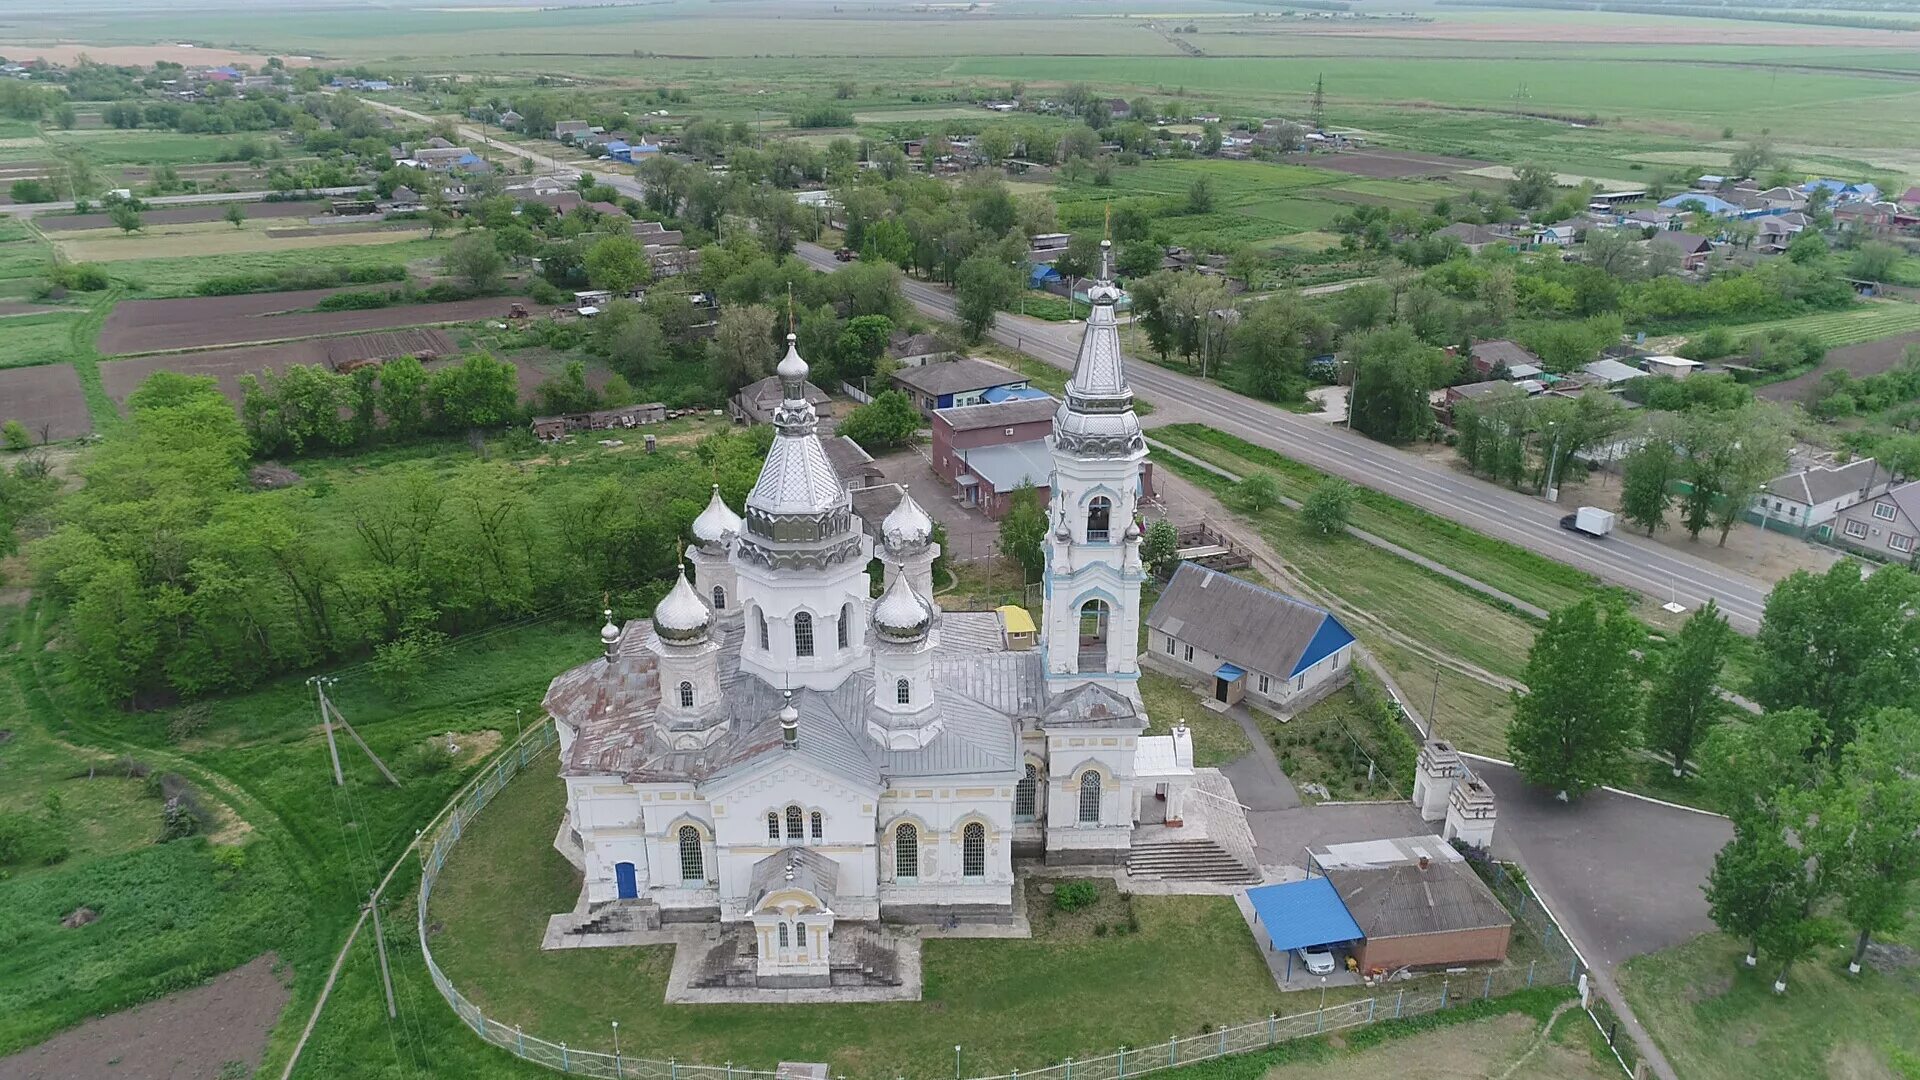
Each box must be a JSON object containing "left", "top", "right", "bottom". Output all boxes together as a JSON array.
[
  {"left": 1029, "top": 263, "right": 1061, "bottom": 288},
  {"left": 1145, "top": 562, "right": 1357, "bottom": 709},
  {"left": 1658, "top": 192, "right": 1744, "bottom": 217}
]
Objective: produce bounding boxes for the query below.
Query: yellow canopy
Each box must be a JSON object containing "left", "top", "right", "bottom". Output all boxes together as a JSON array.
[{"left": 995, "top": 605, "right": 1037, "bottom": 634}]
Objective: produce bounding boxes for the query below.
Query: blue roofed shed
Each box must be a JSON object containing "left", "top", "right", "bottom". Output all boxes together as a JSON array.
[
  {"left": 1029, "top": 264, "right": 1061, "bottom": 287},
  {"left": 1247, "top": 878, "right": 1364, "bottom": 978}
]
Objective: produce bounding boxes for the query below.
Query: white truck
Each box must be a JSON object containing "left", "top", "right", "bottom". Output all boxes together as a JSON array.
[{"left": 1559, "top": 506, "right": 1615, "bottom": 538}]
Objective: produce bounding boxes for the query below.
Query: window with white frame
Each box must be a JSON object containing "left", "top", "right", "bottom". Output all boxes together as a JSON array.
[
  {"left": 962, "top": 822, "right": 986, "bottom": 878},
  {"left": 767, "top": 812, "right": 780, "bottom": 839},
  {"left": 756, "top": 608, "right": 769, "bottom": 651},
  {"left": 810, "top": 811, "right": 823, "bottom": 841},
  {"left": 1875, "top": 502, "right": 1897, "bottom": 521},
  {"left": 1015, "top": 764, "right": 1037, "bottom": 821},
  {"left": 1078, "top": 772, "right": 1101, "bottom": 823},
  {"left": 794, "top": 612, "right": 815, "bottom": 657},
  {"left": 1184, "top": 644, "right": 1194, "bottom": 662},
  {"left": 895, "top": 823, "right": 918, "bottom": 879},
  {"left": 1164, "top": 636, "right": 1175, "bottom": 655},
  {"left": 678, "top": 681, "right": 694, "bottom": 708},
  {"left": 1893, "top": 533, "right": 1914, "bottom": 553},
  {"left": 838, "top": 603, "right": 852, "bottom": 650},
  {"left": 777, "top": 923, "right": 789, "bottom": 948},
  {"left": 677, "top": 826, "right": 703, "bottom": 882},
  {"left": 896, "top": 678, "right": 911, "bottom": 705},
  {"left": 1258, "top": 674, "right": 1271, "bottom": 694},
  {"left": 711, "top": 585, "right": 727, "bottom": 610},
  {"left": 1846, "top": 519, "right": 1870, "bottom": 539},
  {"left": 786, "top": 805, "right": 804, "bottom": 841}
]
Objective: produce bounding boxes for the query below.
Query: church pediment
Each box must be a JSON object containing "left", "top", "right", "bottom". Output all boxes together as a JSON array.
[{"left": 1042, "top": 682, "right": 1146, "bottom": 731}]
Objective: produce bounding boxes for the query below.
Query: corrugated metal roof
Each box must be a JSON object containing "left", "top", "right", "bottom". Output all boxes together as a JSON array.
[
  {"left": 892, "top": 357, "right": 1025, "bottom": 397},
  {"left": 1147, "top": 563, "right": 1354, "bottom": 680},
  {"left": 937, "top": 396, "right": 1059, "bottom": 432},
  {"left": 1247, "top": 878, "right": 1364, "bottom": 950},
  {"left": 1325, "top": 862, "right": 1513, "bottom": 941},
  {"left": 959, "top": 440, "right": 1054, "bottom": 494}
]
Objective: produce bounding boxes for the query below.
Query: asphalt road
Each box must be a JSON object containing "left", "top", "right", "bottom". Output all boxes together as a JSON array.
[
  {"left": 795, "top": 241, "right": 1775, "bottom": 630},
  {"left": 356, "top": 98, "right": 648, "bottom": 203},
  {"left": 0, "top": 185, "right": 371, "bottom": 218}
]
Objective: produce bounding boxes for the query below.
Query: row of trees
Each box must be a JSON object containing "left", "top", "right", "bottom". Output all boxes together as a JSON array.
[
  {"left": 1506, "top": 563, "right": 1920, "bottom": 991},
  {"left": 238, "top": 354, "right": 521, "bottom": 458},
  {"left": 1618, "top": 403, "right": 1791, "bottom": 546},
  {"left": 31, "top": 372, "right": 770, "bottom": 704}
]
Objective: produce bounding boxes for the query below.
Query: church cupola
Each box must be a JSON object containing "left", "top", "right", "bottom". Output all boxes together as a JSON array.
[
  {"left": 600, "top": 608, "right": 622, "bottom": 660},
  {"left": 650, "top": 566, "right": 725, "bottom": 749},
  {"left": 879, "top": 493, "right": 940, "bottom": 605},
  {"left": 733, "top": 334, "right": 875, "bottom": 692},
  {"left": 867, "top": 573, "right": 942, "bottom": 750},
  {"left": 689, "top": 484, "right": 743, "bottom": 622}
]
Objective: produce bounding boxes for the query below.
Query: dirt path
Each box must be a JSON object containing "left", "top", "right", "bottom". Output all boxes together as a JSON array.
[{"left": 0, "top": 954, "right": 290, "bottom": 1080}]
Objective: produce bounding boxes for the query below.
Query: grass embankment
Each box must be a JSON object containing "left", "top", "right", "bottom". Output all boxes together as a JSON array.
[
  {"left": 0, "top": 594, "right": 598, "bottom": 1069},
  {"left": 1620, "top": 929, "right": 1920, "bottom": 1080}
]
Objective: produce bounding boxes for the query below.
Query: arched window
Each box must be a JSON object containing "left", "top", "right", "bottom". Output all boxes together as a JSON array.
[
  {"left": 755, "top": 608, "right": 769, "bottom": 651},
  {"left": 678, "top": 826, "right": 704, "bottom": 882},
  {"left": 711, "top": 584, "right": 727, "bottom": 610},
  {"left": 896, "top": 678, "right": 911, "bottom": 706},
  {"left": 786, "top": 805, "right": 804, "bottom": 841},
  {"left": 777, "top": 922, "right": 789, "bottom": 948},
  {"left": 962, "top": 822, "right": 986, "bottom": 878},
  {"left": 767, "top": 812, "right": 780, "bottom": 839},
  {"left": 1015, "top": 764, "right": 1038, "bottom": 821},
  {"left": 810, "top": 810, "right": 823, "bottom": 841},
  {"left": 678, "top": 680, "right": 694, "bottom": 708},
  {"left": 838, "top": 602, "right": 852, "bottom": 650},
  {"left": 895, "top": 823, "right": 918, "bottom": 879},
  {"left": 794, "top": 612, "right": 815, "bottom": 657},
  {"left": 1078, "top": 772, "right": 1102, "bottom": 824},
  {"left": 1087, "top": 496, "right": 1112, "bottom": 542}
]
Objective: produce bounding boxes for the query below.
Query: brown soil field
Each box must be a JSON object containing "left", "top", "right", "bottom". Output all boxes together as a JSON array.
[
  {"left": 100, "top": 295, "right": 523, "bottom": 354},
  {"left": 1758, "top": 329, "right": 1920, "bottom": 404},
  {"left": 265, "top": 222, "right": 416, "bottom": 239},
  {"left": 1276, "top": 148, "right": 1483, "bottom": 180},
  {"left": 37, "top": 200, "right": 328, "bottom": 233},
  {"left": 0, "top": 361, "right": 92, "bottom": 441},
  {"left": 0, "top": 952, "right": 290, "bottom": 1080},
  {"left": 100, "top": 328, "right": 458, "bottom": 405},
  {"left": 0, "top": 41, "right": 311, "bottom": 67}
]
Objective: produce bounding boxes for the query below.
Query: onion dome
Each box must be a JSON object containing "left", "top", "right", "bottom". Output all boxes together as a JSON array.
[
  {"left": 881, "top": 493, "right": 934, "bottom": 553},
  {"left": 651, "top": 567, "right": 712, "bottom": 644},
  {"left": 691, "top": 484, "right": 742, "bottom": 547},
  {"left": 600, "top": 608, "right": 622, "bottom": 656},
  {"left": 779, "top": 691, "right": 799, "bottom": 748},
  {"left": 776, "top": 332, "right": 808, "bottom": 385},
  {"left": 871, "top": 572, "right": 933, "bottom": 643},
  {"left": 1124, "top": 519, "right": 1141, "bottom": 542}
]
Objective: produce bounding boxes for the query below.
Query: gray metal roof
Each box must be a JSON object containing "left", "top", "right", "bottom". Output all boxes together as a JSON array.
[
  {"left": 750, "top": 847, "right": 840, "bottom": 911},
  {"left": 1764, "top": 457, "right": 1879, "bottom": 507},
  {"left": 1147, "top": 562, "right": 1347, "bottom": 681},
  {"left": 959, "top": 439, "right": 1054, "bottom": 494},
  {"left": 936, "top": 396, "right": 1060, "bottom": 432},
  {"left": 892, "top": 357, "right": 1026, "bottom": 398},
  {"left": 1325, "top": 861, "right": 1513, "bottom": 941},
  {"left": 1043, "top": 682, "right": 1146, "bottom": 731},
  {"left": 822, "top": 434, "right": 880, "bottom": 486},
  {"left": 1470, "top": 340, "right": 1540, "bottom": 371},
  {"left": 1582, "top": 359, "right": 1644, "bottom": 384}
]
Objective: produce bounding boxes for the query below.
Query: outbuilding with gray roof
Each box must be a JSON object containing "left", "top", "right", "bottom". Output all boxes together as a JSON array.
[{"left": 1145, "top": 563, "right": 1356, "bottom": 711}]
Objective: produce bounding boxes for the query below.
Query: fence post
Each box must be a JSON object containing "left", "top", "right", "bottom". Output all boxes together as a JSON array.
[
  {"left": 1395, "top": 989, "right": 1404, "bottom": 1018},
  {"left": 1570, "top": 956, "right": 1578, "bottom": 983},
  {"left": 672, "top": 1058, "right": 678, "bottom": 1080},
  {"left": 1118, "top": 1047, "right": 1125, "bottom": 1080},
  {"left": 1367, "top": 996, "right": 1376, "bottom": 1023},
  {"left": 1440, "top": 978, "right": 1449, "bottom": 1009},
  {"left": 1218, "top": 1029, "right": 1226, "bottom": 1056},
  {"left": 1528, "top": 960, "right": 1536, "bottom": 988},
  {"left": 1169, "top": 1036, "right": 1176, "bottom": 1067},
  {"left": 561, "top": 1043, "right": 569, "bottom": 1073},
  {"left": 517, "top": 1026, "right": 525, "bottom": 1056},
  {"left": 1267, "top": 1014, "right": 1276, "bottom": 1047},
  {"left": 1484, "top": 972, "right": 1493, "bottom": 999},
  {"left": 1065, "top": 1057, "right": 1072, "bottom": 1080}
]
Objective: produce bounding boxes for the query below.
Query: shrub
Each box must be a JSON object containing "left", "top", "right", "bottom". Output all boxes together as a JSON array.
[
  {"left": 315, "top": 289, "right": 397, "bottom": 311},
  {"left": 530, "top": 279, "right": 567, "bottom": 306},
  {"left": 0, "top": 811, "right": 70, "bottom": 867},
  {"left": 211, "top": 844, "right": 249, "bottom": 882},
  {"left": 399, "top": 742, "right": 454, "bottom": 778},
  {"left": 1093, "top": 922, "right": 1108, "bottom": 937},
  {"left": 1053, "top": 880, "right": 1099, "bottom": 911},
  {"left": 166, "top": 703, "right": 211, "bottom": 744},
  {"left": 2, "top": 420, "right": 29, "bottom": 451},
  {"left": 50, "top": 263, "right": 111, "bottom": 291}
]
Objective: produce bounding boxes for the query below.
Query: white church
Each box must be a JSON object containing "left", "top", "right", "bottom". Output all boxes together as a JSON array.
[{"left": 543, "top": 245, "right": 1194, "bottom": 981}]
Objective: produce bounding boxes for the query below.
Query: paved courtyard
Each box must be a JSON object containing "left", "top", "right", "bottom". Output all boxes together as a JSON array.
[{"left": 869, "top": 448, "right": 1000, "bottom": 561}]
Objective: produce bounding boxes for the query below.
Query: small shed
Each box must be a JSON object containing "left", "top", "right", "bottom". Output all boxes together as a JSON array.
[{"left": 996, "top": 605, "right": 1037, "bottom": 650}]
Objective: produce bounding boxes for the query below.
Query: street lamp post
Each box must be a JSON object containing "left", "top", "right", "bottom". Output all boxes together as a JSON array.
[
  {"left": 1542, "top": 421, "right": 1562, "bottom": 503},
  {"left": 612, "top": 1021, "right": 622, "bottom": 1075},
  {"left": 955, "top": 1045, "right": 963, "bottom": 1080}
]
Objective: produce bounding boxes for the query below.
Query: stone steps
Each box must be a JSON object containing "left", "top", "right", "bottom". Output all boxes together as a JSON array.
[{"left": 1127, "top": 839, "right": 1259, "bottom": 884}]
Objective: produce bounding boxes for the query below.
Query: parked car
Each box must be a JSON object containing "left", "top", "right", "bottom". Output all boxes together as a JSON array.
[
  {"left": 1296, "top": 946, "right": 1336, "bottom": 975},
  {"left": 834, "top": 248, "right": 857, "bottom": 262}
]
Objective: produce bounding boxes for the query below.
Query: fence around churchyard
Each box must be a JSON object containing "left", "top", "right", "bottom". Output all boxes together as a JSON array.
[{"left": 416, "top": 721, "right": 1583, "bottom": 1080}]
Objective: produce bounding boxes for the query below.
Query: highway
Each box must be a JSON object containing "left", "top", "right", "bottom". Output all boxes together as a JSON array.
[
  {"left": 793, "top": 241, "right": 1775, "bottom": 630},
  {"left": 0, "top": 185, "right": 371, "bottom": 217}
]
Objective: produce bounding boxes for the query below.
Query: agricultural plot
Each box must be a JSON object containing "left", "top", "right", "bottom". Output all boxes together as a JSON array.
[
  {"left": 54, "top": 221, "right": 432, "bottom": 265},
  {"left": 40, "top": 130, "right": 285, "bottom": 167},
  {"left": 1051, "top": 159, "right": 1421, "bottom": 250},
  {"left": 1731, "top": 300, "right": 1920, "bottom": 350},
  {"left": 37, "top": 200, "right": 330, "bottom": 232},
  {"left": 0, "top": 312, "right": 84, "bottom": 370},
  {"left": 97, "top": 293, "right": 524, "bottom": 354},
  {"left": 104, "top": 236, "right": 450, "bottom": 298},
  {"left": 0, "top": 362, "right": 92, "bottom": 440},
  {"left": 99, "top": 329, "right": 457, "bottom": 408}
]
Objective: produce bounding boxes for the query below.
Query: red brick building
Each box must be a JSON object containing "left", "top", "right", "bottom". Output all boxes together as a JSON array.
[{"left": 931, "top": 396, "right": 1155, "bottom": 520}]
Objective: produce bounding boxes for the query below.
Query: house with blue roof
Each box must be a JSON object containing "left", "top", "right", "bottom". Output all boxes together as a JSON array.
[
  {"left": 1146, "top": 562, "right": 1357, "bottom": 709},
  {"left": 1803, "top": 178, "right": 1879, "bottom": 204},
  {"left": 1029, "top": 263, "right": 1061, "bottom": 288},
  {"left": 604, "top": 139, "right": 632, "bottom": 162},
  {"left": 1658, "top": 192, "right": 1744, "bottom": 218}
]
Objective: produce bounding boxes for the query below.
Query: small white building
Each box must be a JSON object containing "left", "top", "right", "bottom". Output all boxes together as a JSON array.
[
  {"left": 1642, "top": 354, "right": 1701, "bottom": 380},
  {"left": 1748, "top": 456, "right": 1888, "bottom": 537},
  {"left": 1145, "top": 563, "right": 1356, "bottom": 710}
]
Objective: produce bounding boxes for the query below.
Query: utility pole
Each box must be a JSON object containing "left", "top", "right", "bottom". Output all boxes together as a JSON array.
[
  {"left": 314, "top": 677, "right": 345, "bottom": 786},
  {"left": 1310, "top": 74, "right": 1325, "bottom": 130}
]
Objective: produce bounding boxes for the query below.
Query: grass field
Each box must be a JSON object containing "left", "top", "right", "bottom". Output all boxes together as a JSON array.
[
  {"left": 1139, "top": 667, "right": 1253, "bottom": 767},
  {"left": 1620, "top": 929, "right": 1920, "bottom": 1080},
  {"left": 0, "top": 312, "right": 84, "bottom": 369},
  {"left": 55, "top": 222, "right": 433, "bottom": 264},
  {"left": 103, "top": 236, "right": 451, "bottom": 297},
  {"left": 41, "top": 130, "right": 287, "bottom": 166},
  {"left": 1721, "top": 298, "right": 1920, "bottom": 348}
]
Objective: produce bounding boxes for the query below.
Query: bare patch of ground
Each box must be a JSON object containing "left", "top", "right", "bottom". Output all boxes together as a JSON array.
[
  {"left": 1825, "top": 1041, "right": 1899, "bottom": 1080},
  {"left": 0, "top": 364, "right": 92, "bottom": 442},
  {"left": 450, "top": 728, "right": 502, "bottom": 768},
  {"left": 0, "top": 952, "right": 290, "bottom": 1080},
  {"left": 1257, "top": 1010, "right": 1614, "bottom": 1080},
  {"left": 1556, "top": 472, "right": 1840, "bottom": 584}
]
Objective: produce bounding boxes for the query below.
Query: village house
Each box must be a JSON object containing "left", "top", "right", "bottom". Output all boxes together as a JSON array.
[
  {"left": 1307, "top": 837, "right": 1513, "bottom": 974},
  {"left": 553, "top": 119, "right": 591, "bottom": 141},
  {"left": 529, "top": 403, "right": 670, "bottom": 441},
  {"left": 1832, "top": 200, "right": 1897, "bottom": 237},
  {"left": 890, "top": 357, "right": 1036, "bottom": 419},
  {"left": 887, "top": 331, "right": 956, "bottom": 368},
  {"left": 1745, "top": 457, "right": 1889, "bottom": 537},
  {"left": 1468, "top": 340, "right": 1543, "bottom": 379},
  {"left": 732, "top": 372, "right": 833, "bottom": 426},
  {"left": 1146, "top": 563, "right": 1357, "bottom": 711},
  {"left": 1433, "top": 222, "right": 1505, "bottom": 254},
  {"left": 1648, "top": 230, "right": 1712, "bottom": 272},
  {"left": 822, "top": 434, "right": 885, "bottom": 492},
  {"left": 1642, "top": 354, "right": 1701, "bottom": 380},
  {"left": 1757, "top": 213, "right": 1811, "bottom": 252},
  {"left": 1828, "top": 480, "right": 1920, "bottom": 559}
]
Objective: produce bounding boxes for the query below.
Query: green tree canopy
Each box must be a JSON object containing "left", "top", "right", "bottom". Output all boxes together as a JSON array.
[{"left": 1507, "top": 596, "right": 1643, "bottom": 798}]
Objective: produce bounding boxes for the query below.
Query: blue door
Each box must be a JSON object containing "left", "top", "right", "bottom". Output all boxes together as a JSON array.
[{"left": 614, "top": 862, "right": 638, "bottom": 899}]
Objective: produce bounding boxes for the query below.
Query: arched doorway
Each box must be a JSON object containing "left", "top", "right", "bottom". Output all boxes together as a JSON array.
[{"left": 1078, "top": 598, "right": 1110, "bottom": 671}]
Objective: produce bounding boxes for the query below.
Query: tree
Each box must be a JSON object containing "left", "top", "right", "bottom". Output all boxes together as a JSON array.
[
  {"left": 1582, "top": 228, "right": 1645, "bottom": 280},
  {"left": 1142, "top": 518, "right": 1179, "bottom": 577},
  {"left": 1848, "top": 241, "right": 1901, "bottom": 283},
  {"left": 1823, "top": 710, "right": 1920, "bottom": 974},
  {"left": 1115, "top": 240, "right": 1160, "bottom": 280},
  {"left": 1750, "top": 562, "right": 1920, "bottom": 757},
  {"left": 954, "top": 252, "right": 1019, "bottom": 342},
  {"left": 428, "top": 353, "right": 520, "bottom": 430},
  {"left": 1507, "top": 596, "right": 1642, "bottom": 799},
  {"left": 584, "top": 233, "right": 650, "bottom": 296},
  {"left": 2, "top": 420, "right": 28, "bottom": 451},
  {"left": 443, "top": 230, "right": 506, "bottom": 293},
  {"left": 1706, "top": 824, "right": 1813, "bottom": 971},
  {"left": 1345, "top": 325, "right": 1441, "bottom": 444},
  {"left": 998, "top": 483, "right": 1047, "bottom": 584},
  {"left": 1229, "top": 473, "right": 1282, "bottom": 514},
  {"left": 1644, "top": 599, "right": 1732, "bottom": 776},
  {"left": 708, "top": 303, "right": 778, "bottom": 391},
  {"left": 604, "top": 309, "right": 666, "bottom": 382},
  {"left": 1301, "top": 479, "right": 1354, "bottom": 537},
  {"left": 1227, "top": 297, "right": 1328, "bottom": 403},
  {"left": 1506, "top": 161, "right": 1557, "bottom": 211},
  {"left": 377, "top": 355, "right": 430, "bottom": 438},
  {"left": 1620, "top": 434, "right": 1678, "bottom": 536},
  {"left": 837, "top": 389, "right": 920, "bottom": 451},
  {"left": 109, "top": 202, "right": 142, "bottom": 234},
  {"left": 1187, "top": 174, "right": 1216, "bottom": 215},
  {"left": 223, "top": 202, "right": 246, "bottom": 229}
]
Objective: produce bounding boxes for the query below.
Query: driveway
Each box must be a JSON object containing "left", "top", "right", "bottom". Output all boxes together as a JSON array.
[
  {"left": 1471, "top": 760, "right": 1729, "bottom": 968},
  {"left": 869, "top": 448, "right": 1000, "bottom": 562}
]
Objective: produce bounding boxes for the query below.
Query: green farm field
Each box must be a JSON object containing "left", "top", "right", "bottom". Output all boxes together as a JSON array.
[{"left": 1722, "top": 299, "right": 1920, "bottom": 348}]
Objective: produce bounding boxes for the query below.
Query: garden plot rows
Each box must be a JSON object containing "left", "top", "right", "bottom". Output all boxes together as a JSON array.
[
  {"left": 99, "top": 328, "right": 457, "bottom": 407},
  {"left": 98, "top": 292, "right": 521, "bottom": 355},
  {"left": 37, "top": 200, "right": 329, "bottom": 233},
  {"left": 0, "top": 362, "right": 92, "bottom": 440}
]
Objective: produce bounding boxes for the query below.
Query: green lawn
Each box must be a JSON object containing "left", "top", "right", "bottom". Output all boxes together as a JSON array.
[
  {"left": 1050, "top": 159, "right": 1377, "bottom": 252},
  {"left": 1620, "top": 930, "right": 1920, "bottom": 1080},
  {"left": 106, "top": 236, "right": 451, "bottom": 298},
  {"left": 42, "top": 130, "right": 282, "bottom": 166},
  {"left": 1139, "top": 667, "right": 1253, "bottom": 768},
  {"left": 424, "top": 758, "right": 1302, "bottom": 1078},
  {"left": 0, "top": 312, "right": 83, "bottom": 368}
]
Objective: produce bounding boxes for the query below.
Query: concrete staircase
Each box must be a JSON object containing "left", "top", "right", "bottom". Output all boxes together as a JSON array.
[
  {"left": 1127, "top": 838, "right": 1260, "bottom": 884},
  {"left": 566, "top": 900, "right": 661, "bottom": 936}
]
